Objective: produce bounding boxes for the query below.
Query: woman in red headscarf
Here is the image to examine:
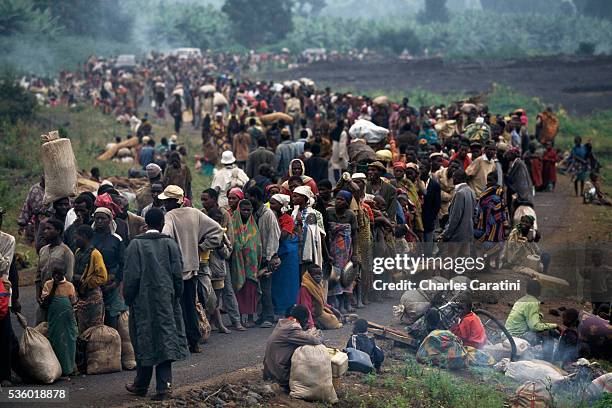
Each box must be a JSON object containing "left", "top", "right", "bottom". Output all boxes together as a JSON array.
[{"left": 225, "top": 187, "right": 244, "bottom": 214}]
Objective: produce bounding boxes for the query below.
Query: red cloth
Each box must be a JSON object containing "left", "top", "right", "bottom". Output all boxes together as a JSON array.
[
  {"left": 94, "top": 193, "right": 122, "bottom": 217},
  {"left": 278, "top": 213, "right": 294, "bottom": 234},
  {"left": 296, "top": 286, "right": 315, "bottom": 329},
  {"left": 236, "top": 280, "right": 259, "bottom": 315},
  {"left": 529, "top": 157, "right": 544, "bottom": 188},
  {"left": 542, "top": 149, "right": 557, "bottom": 185},
  {"left": 450, "top": 312, "right": 487, "bottom": 349},
  {"left": 449, "top": 152, "right": 472, "bottom": 170}
]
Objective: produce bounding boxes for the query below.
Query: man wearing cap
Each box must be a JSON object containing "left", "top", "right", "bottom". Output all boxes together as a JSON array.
[
  {"left": 366, "top": 161, "right": 397, "bottom": 223},
  {"left": 466, "top": 142, "right": 498, "bottom": 196},
  {"left": 136, "top": 163, "right": 163, "bottom": 213},
  {"left": 159, "top": 185, "right": 223, "bottom": 353},
  {"left": 211, "top": 151, "right": 249, "bottom": 208}
]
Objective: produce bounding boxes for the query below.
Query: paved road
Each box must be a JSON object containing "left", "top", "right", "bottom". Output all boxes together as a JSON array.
[{"left": 6, "top": 286, "right": 400, "bottom": 408}]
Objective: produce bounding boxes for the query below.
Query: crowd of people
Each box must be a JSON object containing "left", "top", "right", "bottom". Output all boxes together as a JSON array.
[{"left": 1, "top": 52, "right": 611, "bottom": 399}]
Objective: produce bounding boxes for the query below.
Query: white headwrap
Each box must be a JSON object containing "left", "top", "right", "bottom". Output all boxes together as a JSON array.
[
  {"left": 271, "top": 194, "right": 291, "bottom": 213},
  {"left": 293, "top": 185, "right": 315, "bottom": 206},
  {"left": 93, "top": 207, "right": 119, "bottom": 237}
]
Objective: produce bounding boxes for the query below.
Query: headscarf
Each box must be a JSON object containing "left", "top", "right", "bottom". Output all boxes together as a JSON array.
[
  {"left": 93, "top": 207, "right": 118, "bottom": 235},
  {"left": 336, "top": 190, "right": 353, "bottom": 204},
  {"left": 265, "top": 183, "right": 280, "bottom": 198},
  {"left": 228, "top": 187, "right": 244, "bottom": 200},
  {"left": 393, "top": 161, "right": 406, "bottom": 170},
  {"left": 405, "top": 162, "right": 419, "bottom": 172},
  {"left": 288, "top": 158, "right": 305, "bottom": 177},
  {"left": 94, "top": 193, "right": 122, "bottom": 217},
  {"left": 293, "top": 185, "right": 315, "bottom": 206},
  {"left": 146, "top": 163, "right": 162, "bottom": 179},
  {"left": 271, "top": 193, "right": 291, "bottom": 213},
  {"left": 230, "top": 200, "right": 262, "bottom": 291}
]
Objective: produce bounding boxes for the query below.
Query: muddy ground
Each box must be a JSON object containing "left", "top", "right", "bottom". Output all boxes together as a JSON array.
[{"left": 265, "top": 55, "right": 612, "bottom": 116}]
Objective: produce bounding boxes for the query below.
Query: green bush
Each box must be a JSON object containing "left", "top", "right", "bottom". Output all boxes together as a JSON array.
[{"left": 0, "top": 73, "right": 37, "bottom": 124}]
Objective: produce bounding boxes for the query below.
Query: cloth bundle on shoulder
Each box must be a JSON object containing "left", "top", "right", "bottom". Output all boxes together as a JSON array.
[
  {"left": 117, "top": 311, "right": 136, "bottom": 370},
  {"left": 290, "top": 344, "right": 338, "bottom": 403},
  {"left": 79, "top": 325, "right": 122, "bottom": 374},
  {"left": 41, "top": 131, "right": 78, "bottom": 205},
  {"left": 16, "top": 313, "right": 62, "bottom": 384}
]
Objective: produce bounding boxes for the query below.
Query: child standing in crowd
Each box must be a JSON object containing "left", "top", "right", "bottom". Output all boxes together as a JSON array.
[{"left": 40, "top": 267, "right": 78, "bottom": 376}]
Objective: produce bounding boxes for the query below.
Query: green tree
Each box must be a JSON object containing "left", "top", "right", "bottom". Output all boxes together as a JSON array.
[
  {"left": 222, "top": 0, "right": 294, "bottom": 48},
  {"left": 480, "top": 0, "right": 567, "bottom": 14},
  {"left": 419, "top": 0, "right": 450, "bottom": 23},
  {"left": 0, "top": 73, "right": 37, "bottom": 124},
  {"left": 295, "top": 0, "right": 326, "bottom": 17},
  {"left": 32, "top": 0, "right": 133, "bottom": 41},
  {"left": 0, "top": 0, "right": 59, "bottom": 37},
  {"left": 150, "top": 4, "right": 231, "bottom": 51},
  {"left": 574, "top": 0, "right": 612, "bottom": 20}
]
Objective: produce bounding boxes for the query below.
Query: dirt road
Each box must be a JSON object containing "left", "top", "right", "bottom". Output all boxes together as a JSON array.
[
  {"left": 8, "top": 175, "right": 608, "bottom": 407},
  {"left": 265, "top": 55, "right": 612, "bottom": 116}
]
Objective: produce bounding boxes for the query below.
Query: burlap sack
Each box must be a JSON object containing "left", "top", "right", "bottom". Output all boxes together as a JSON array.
[
  {"left": 79, "top": 325, "right": 122, "bottom": 374},
  {"left": 117, "top": 311, "right": 136, "bottom": 370},
  {"left": 34, "top": 321, "right": 49, "bottom": 338},
  {"left": 16, "top": 313, "right": 62, "bottom": 384},
  {"left": 41, "top": 133, "right": 78, "bottom": 205},
  {"left": 510, "top": 381, "right": 552, "bottom": 408},
  {"left": 290, "top": 345, "right": 338, "bottom": 403}
]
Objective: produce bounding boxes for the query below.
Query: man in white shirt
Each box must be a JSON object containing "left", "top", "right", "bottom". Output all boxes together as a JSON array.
[{"left": 211, "top": 151, "right": 249, "bottom": 208}]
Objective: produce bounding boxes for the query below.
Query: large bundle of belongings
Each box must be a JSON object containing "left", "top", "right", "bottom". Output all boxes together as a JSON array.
[
  {"left": 349, "top": 119, "right": 389, "bottom": 145},
  {"left": 290, "top": 344, "right": 338, "bottom": 403},
  {"left": 77, "top": 325, "right": 122, "bottom": 375},
  {"left": 16, "top": 313, "right": 62, "bottom": 384},
  {"left": 41, "top": 131, "right": 78, "bottom": 205}
]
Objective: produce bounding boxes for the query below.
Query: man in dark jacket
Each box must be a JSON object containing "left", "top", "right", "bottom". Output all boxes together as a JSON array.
[
  {"left": 246, "top": 138, "right": 277, "bottom": 179},
  {"left": 123, "top": 208, "right": 189, "bottom": 400},
  {"left": 439, "top": 169, "right": 476, "bottom": 259},
  {"left": 420, "top": 160, "right": 441, "bottom": 256},
  {"left": 505, "top": 148, "right": 534, "bottom": 220}
]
